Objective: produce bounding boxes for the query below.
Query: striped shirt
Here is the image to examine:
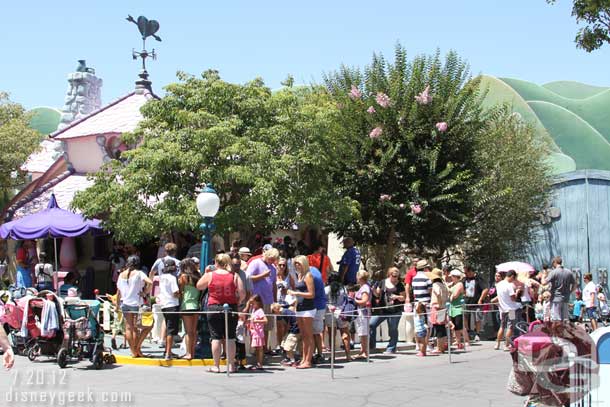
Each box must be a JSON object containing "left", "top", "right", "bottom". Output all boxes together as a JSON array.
[{"left": 412, "top": 271, "right": 432, "bottom": 304}]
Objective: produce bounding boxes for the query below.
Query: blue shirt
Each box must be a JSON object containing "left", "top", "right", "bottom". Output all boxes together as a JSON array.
[
  {"left": 340, "top": 247, "right": 361, "bottom": 284},
  {"left": 572, "top": 299, "right": 585, "bottom": 318},
  {"left": 310, "top": 267, "right": 327, "bottom": 310},
  {"left": 281, "top": 308, "right": 299, "bottom": 334}
]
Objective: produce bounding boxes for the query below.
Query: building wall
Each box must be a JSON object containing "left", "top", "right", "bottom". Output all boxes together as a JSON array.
[
  {"left": 528, "top": 170, "right": 610, "bottom": 290},
  {"left": 65, "top": 136, "right": 105, "bottom": 174}
]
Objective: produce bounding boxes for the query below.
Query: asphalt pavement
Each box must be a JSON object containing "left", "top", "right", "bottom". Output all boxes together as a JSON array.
[{"left": 0, "top": 341, "right": 524, "bottom": 407}]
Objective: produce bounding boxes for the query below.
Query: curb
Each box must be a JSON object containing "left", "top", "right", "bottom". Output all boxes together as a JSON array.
[{"left": 113, "top": 354, "right": 229, "bottom": 367}]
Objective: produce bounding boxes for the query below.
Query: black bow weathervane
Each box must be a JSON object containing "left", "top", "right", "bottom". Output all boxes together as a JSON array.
[{"left": 126, "top": 15, "right": 161, "bottom": 73}]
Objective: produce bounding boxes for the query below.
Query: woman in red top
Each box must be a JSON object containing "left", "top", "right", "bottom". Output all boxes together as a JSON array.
[{"left": 197, "top": 253, "right": 245, "bottom": 373}]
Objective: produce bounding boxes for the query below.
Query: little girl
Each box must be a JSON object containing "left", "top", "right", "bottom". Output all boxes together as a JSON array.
[
  {"left": 248, "top": 294, "right": 267, "bottom": 370},
  {"left": 541, "top": 291, "right": 551, "bottom": 323},
  {"left": 414, "top": 302, "right": 428, "bottom": 357}
]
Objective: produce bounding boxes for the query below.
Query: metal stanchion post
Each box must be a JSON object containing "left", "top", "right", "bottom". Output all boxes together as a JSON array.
[
  {"left": 223, "top": 304, "right": 230, "bottom": 377},
  {"left": 366, "top": 313, "right": 370, "bottom": 364},
  {"left": 330, "top": 312, "right": 335, "bottom": 380},
  {"left": 446, "top": 302, "right": 452, "bottom": 364}
]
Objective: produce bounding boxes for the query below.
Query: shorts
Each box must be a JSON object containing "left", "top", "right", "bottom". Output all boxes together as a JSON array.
[
  {"left": 207, "top": 304, "right": 238, "bottom": 340},
  {"left": 325, "top": 312, "right": 349, "bottom": 330},
  {"left": 465, "top": 301, "right": 484, "bottom": 322},
  {"left": 501, "top": 311, "right": 518, "bottom": 329},
  {"left": 355, "top": 313, "right": 370, "bottom": 336},
  {"left": 121, "top": 304, "right": 140, "bottom": 314},
  {"left": 586, "top": 307, "right": 598, "bottom": 320},
  {"left": 263, "top": 304, "right": 275, "bottom": 331},
  {"left": 296, "top": 309, "right": 316, "bottom": 318},
  {"left": 162, "top": 306, "right": 180, "bottom": 336},
  {"left": 550, "top": 302, "right": 569, "bottom": 322},
  {"left": 281, "top": 333, "right": 300, "bottom": 352},
  {"left": 416, "top": 330, "right": 427, "bottom": 339},
  {"left": 432, "top": 324, "right": 447, "bottom": 338},
  {"left": 451, "top": 314, "right": 463, "bottom": 331},
  {"left": 180, "top": 309, "right": 200, "bottom": 316},
  {"left": 313, "top": 309, "right": 325, "bottom": 334}
]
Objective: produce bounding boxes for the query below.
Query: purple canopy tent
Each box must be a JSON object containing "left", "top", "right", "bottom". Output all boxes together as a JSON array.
[{"left": 0, "top": 194, "right": 103, "bottom": 269}]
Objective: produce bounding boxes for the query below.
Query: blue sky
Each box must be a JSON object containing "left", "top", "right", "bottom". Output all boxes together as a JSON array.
[{"left": 0, "top": 1, "right": 608, "bottom": 109}]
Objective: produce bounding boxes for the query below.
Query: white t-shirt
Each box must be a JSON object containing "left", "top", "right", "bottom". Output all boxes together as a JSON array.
[
  {"left": 150, "top": 255, "right": 181, "bottom": 276},
  {"left": 158, "top": 273, "right": 180, "bottom": 309},
  {"left": 35, "top": 263, "right": 54, "bottom": 283},
  {"left": 496, "top": 280, "right": 520, "bottom": 312},
  {"left": 117, "top": 270, "right": 147, "bottom": 307},
  {"left": 583, "top": 281, "right": 598, "bottom": 308}
]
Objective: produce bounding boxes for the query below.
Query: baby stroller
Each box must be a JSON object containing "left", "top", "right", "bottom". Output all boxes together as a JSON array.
[
  {"left": 0, "top": 290, "right": 32, "bottom": 355},
  {"left": 22, "top": 290, "right": 64, "bottom": 362},
  {"left": 59, "top": 300, "right": 114, "bottom": 369}
]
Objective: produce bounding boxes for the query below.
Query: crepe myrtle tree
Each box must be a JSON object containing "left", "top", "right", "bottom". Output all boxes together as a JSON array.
[{"left": 324, "top": 46, "right": 486, "bottom": 270}]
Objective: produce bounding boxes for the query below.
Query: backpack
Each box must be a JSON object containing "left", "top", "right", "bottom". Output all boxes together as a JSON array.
[{"left": 339, "top": 296, "right": 358, "bottom": 323}]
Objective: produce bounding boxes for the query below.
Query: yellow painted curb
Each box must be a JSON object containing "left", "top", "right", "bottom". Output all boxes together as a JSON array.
[{"left": 114, "top": 354, "right": 229, "bottom": 367}]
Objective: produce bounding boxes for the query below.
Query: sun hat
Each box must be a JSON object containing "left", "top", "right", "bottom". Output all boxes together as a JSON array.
[
  {"left": 67, "top": 287, "right": 79, "bottom": 298},
  {"left": 262, "top": 244, "right": 273, "bottom": 251},
  {"left": 416, "top": 259, "right": 430, "bottom": 270},
  {"left": 425, "top": 268, "right": 443, "bottom": 281},
  {"left": 450, "top": 269, "right": 463, "bottom": 278},
  {"left": 238, "top": 247, "right": 252, "bottom": 255}
]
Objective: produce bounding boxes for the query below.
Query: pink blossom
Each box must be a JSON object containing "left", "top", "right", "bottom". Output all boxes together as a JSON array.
[
  {"left": 369, "top": 127, "right": 383, "bottom": 139},
  {"left": 435, "top": 122, "right": 448, "bottom": 132},
  {"left": 410, "top": 203, "right": 422, "bottom": 215},
  {"left": 415, "top": 85, "right": 432, "bottom": 105},
  {"left": 349, "top": 85, "right": 362, "bottom": 100},
  {"left": 379, "top": 194, "right": 392, "bottom": 202},
  {"left": 367, "top": 106, "right": 376, "bottom": 114},
  {"left": 399, "top": 203, "right": 406, "bottom": 209},
  {"left": 376, "top": 92, "right": 391, "bottom": 108}
]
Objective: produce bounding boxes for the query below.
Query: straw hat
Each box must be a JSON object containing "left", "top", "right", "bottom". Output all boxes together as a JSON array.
[
  {"left": 416, "top": 259, "right": 430, "bottom": 270},
  {"left": 425, "top": 268, "right": 443, "bottom": 281}
]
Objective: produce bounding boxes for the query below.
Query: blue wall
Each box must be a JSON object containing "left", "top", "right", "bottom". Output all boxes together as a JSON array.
[{"left": 528, "top": 170, "right": 610, "bottom": 290}]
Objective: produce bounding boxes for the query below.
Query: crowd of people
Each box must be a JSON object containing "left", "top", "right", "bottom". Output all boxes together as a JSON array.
[{"left": 7, "top": 232, "right": 608, "bottom": 373}]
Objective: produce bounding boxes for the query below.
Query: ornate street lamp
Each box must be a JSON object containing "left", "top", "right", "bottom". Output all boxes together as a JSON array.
[{"left": 196, "top": 184, "right": 220, "bottom": 270}]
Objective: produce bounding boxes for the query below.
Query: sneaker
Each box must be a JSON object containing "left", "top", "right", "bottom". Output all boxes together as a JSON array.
[
  {"left": 383, "top": 349, "right": 396, "bottom": 354},
  {"left": 164, "top": 353, "right": 172, "bottom": 361},
  {"left": 474, "top": 335, "right": 481, "bottom": 342},
  {"left": 159, "top": 342, "right": 166, "bottom": 349},
  {"left": 111, "top": 338, "right": 118, "bottom": 350},
  {"left": 312, "top": 354, "right": 326, "bottom": 364},
  {"left": 280, "top": 358, "right": 292, "bottom": 367},
  {"left": 503, "top": 345, "right": 514, "bottom": 352}
]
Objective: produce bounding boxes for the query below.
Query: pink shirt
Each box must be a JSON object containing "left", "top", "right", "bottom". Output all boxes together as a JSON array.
[{"left": 249, "top": 308, "right": 266, "bottom": 338}]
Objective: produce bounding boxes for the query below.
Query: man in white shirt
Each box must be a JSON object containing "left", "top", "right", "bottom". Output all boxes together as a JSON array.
[
  {"left": 583, "top": 273, "right": 598, "bottom": 331},
  {"left": 150, "top": 243, "right": 181, "bottom": 278},
  {"left": 493, "top": 270, "right": 521, "bottom": 351}
]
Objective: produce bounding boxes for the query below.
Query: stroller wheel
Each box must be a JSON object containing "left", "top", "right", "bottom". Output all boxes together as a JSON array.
[
  {"left": 57, "top": 349, "right": 68, "bottom": 368},
  {"left": 93, "top": 353, "right": 103, "bottom": 370},
  {"left": 27, "top": 345, "right": 39, "bottom": 361}
]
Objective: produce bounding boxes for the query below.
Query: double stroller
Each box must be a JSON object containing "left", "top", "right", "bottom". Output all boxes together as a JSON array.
[
  {"left": 0, "top": 289, "right": 64, "bottom": 360},
  {"left": 59, "top": 299, "right": 114, "bottom": 369}
]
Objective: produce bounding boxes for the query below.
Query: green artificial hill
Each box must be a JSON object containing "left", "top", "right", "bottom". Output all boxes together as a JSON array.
[
  {"left": 28, "top": 107, "right": 61, "bottom": 135},
  {"left": 543, "top": 81, "right": 608, "bottom": 99},
  {"left": 480, "top": 75, "right": 610, "bottom": 174}
]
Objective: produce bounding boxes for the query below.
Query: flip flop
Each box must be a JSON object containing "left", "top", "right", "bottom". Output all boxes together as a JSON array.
[
  {"left": 207, "top": 367, "right": 220, "bottom": 373},
  {"left": 295, "top": 364, "right": 312, "bottom": 369}
]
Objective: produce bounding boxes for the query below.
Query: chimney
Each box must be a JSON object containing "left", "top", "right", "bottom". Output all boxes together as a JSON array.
[{"left": 57, "top": 60, "right": 103, "bottom": 130}]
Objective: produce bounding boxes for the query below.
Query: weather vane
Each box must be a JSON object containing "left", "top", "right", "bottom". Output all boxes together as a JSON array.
[{"left": 126, "top": 15, "right": 161, "bottom": 73}]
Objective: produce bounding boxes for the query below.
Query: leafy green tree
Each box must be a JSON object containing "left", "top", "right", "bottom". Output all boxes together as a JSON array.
[
  {"left": 0, "top": 93, "right": 41, "bottom": 208},
  {"left": 547, "top": 0, "right": 610, "bottom": 52},
  {"left": 324, "top": 46, "right": 486, "bottom": 269},
  {"left": 72, "top": 70, "right": 352, "bottom": 243},
  {"left": 465, "top": 106, "right": 552, "bottom": 274}
]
